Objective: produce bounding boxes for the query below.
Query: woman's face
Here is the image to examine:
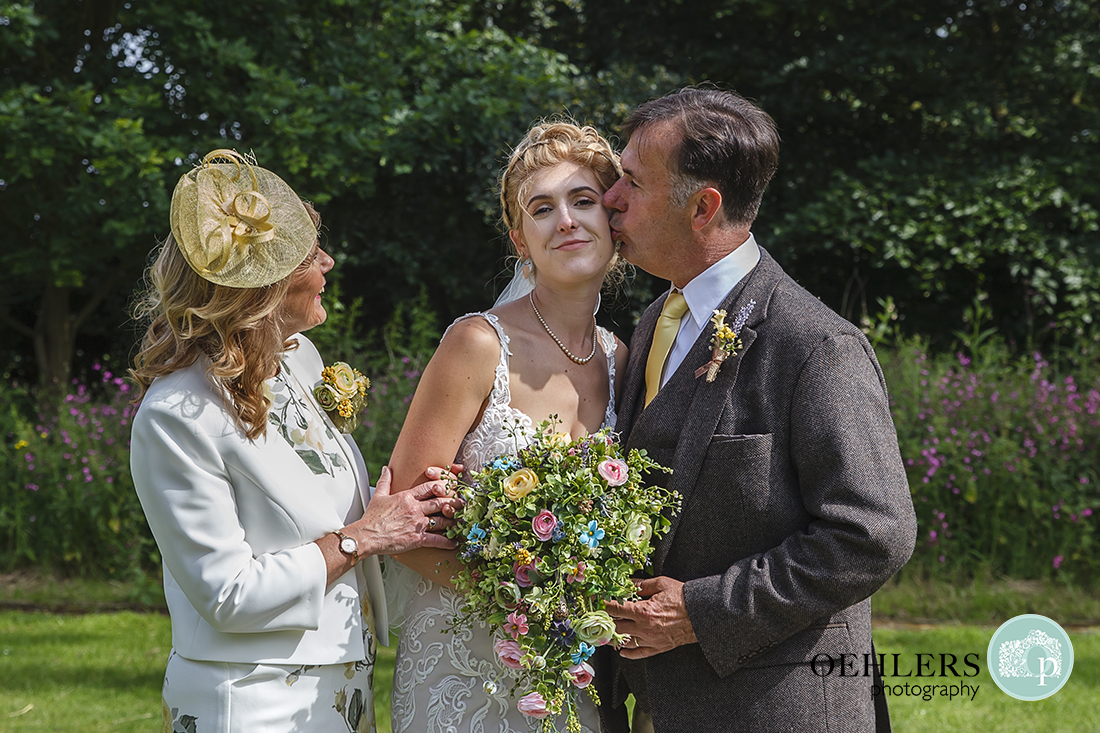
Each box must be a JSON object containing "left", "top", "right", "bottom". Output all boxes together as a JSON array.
[
  {"left": 510, "top": 162, "right": 615, "bottom": 289},
  {"left": 279, "top": 241, "right": 335, "bottom": 336}
]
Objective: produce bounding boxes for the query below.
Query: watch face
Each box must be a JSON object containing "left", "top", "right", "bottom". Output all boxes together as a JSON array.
[{"left": 340, "top": 537, "right": 357, "bottom": 554}]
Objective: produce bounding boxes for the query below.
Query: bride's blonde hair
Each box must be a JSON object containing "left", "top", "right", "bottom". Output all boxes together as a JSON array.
[
  {"left": 499, "top": 121, "right": 622, "bottom": 234},
  {"left": 498, "top": 120, "right": 625, "bottom": 288}
]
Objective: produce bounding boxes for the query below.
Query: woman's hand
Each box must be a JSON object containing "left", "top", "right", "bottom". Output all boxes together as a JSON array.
[{"left": 353, "top": 465, "right": 463, "bottom": 557}]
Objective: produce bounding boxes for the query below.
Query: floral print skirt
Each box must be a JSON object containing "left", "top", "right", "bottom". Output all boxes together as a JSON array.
[{"left": 162, "top": 650, "right": 376, "bottom": 733}]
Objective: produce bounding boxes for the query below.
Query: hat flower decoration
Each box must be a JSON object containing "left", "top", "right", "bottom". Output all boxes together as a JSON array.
[{"left": 170, "top": 149, "right": 316, "bottom": 288}]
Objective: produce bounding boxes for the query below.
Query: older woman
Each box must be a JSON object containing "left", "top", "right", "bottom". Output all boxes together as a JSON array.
[
  {"left": 385, "top": 122, "right": 625, "bottom": 733},
  {"left": 130, "top": 150, "right": 460, "bottom": 733}
]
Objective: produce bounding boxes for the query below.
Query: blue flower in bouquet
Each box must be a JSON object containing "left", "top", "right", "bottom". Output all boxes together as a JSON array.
[
  {"left": 580, "top": 520, "right": 605, "bottom": 549},
  {"left": 551, "top": 521, "right": 566, "bottom": 542},
  {"left": 490, "top": 456, "right": 518, "bottom": 471},
  {"left": 571, "top": 642, "right": 595, "bottom": 665},
  {"left": 550, "top": 619, "right": 576, "bottom": 646},
  {"left": 467, "top": 523, "right": 487, "bottom": 542}
]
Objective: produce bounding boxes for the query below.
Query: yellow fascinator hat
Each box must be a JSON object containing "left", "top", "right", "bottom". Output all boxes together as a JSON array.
[{"left": 170, "top": 149, "right": 316, "bottom": 288}]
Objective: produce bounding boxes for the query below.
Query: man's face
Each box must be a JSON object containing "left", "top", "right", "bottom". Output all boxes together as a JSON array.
[{"left": 602, "top": 122, "right": 686, "bottom": 281}]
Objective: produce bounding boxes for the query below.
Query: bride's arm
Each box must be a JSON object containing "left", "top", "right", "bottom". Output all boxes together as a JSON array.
[{"left": 387, "top": 317, "right": 501, "bottom": 588}]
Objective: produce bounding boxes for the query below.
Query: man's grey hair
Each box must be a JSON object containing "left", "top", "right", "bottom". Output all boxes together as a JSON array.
[{"left": 668, "top": 171, "right": 708, "bottom": 209}]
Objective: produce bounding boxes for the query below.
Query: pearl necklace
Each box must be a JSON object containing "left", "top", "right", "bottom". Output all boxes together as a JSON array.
[{"left": 529, "top": 293, "right": 598, "bottom": 365}]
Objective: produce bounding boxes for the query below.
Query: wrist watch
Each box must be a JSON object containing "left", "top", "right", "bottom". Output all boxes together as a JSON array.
[{"left": 333, "top": 529, "right": 359, "bottom": 566}]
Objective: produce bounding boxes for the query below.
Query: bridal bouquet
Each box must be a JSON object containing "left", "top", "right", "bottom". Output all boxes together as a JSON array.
[{"left": 446, "top": 420, "right": 678, "bottom": 732}]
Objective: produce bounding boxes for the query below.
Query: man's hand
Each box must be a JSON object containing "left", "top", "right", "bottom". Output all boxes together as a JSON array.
[{"left": 605, "top": 576, "right": 697, "bottom": 659}]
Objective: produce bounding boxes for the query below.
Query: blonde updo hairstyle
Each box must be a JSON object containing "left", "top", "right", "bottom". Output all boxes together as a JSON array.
[
  {"left": 499, "top": 121, "right": 624, "bottom": 283},
  {"left": 130, "top": 203, "right": 322, "bottom": 441}
]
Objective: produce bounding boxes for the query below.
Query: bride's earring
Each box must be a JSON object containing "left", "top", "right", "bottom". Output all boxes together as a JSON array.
[{"left": 520, "top": 257, "right": 534, "bottom": 279}]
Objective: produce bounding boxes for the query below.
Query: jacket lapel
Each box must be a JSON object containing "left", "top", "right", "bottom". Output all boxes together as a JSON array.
[{"left": 648, "top": 250, "right": 783, "bottom": 574}]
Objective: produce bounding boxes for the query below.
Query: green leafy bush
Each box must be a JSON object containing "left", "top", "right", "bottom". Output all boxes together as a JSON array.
[
  {"left": 883, "top": 306, "right": 1100, "bottom": 580},
  {"left": 0, "top": 289, "right": 438, "bottom": 578},
  {"left": 0, "top": 365, "right": 156, "bottom": 577}
]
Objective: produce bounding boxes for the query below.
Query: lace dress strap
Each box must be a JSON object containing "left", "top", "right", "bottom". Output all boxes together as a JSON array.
[
  {"left": 597, "top": 326, "right": 618, "bottom": 431},
  {"left": 442, "top": 312, "right": 513, "bottom": 409},
  {"left": 444, "top": 313, "right": 533, "bottom": 474}
]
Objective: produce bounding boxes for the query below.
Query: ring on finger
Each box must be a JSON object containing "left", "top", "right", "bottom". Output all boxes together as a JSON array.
[{"left": 428, "top": 517, "right": 437, "bottom": 529}]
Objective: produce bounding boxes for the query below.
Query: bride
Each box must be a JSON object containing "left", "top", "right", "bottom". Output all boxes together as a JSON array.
[{"left": 385, "top": 121, "right": 625, "bottom": 732}]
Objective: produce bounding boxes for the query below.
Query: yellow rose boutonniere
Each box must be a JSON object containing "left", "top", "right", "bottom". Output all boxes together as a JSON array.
[{"left": 313, "top": 361, "right": 370, "bottom": 433}]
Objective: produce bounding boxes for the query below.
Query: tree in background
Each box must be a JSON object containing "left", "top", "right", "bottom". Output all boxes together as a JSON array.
[
  {"left": 482, "top": 0, "right": 1100, "bottom": 349},
  {"left": 2, "top": 0, "right": 1098, "bottom": 394},
  {"left": 0, "top": 0, "right": 670, "bottom": 395}
]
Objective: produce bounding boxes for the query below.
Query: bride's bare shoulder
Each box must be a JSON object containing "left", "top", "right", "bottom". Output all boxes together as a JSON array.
[{"left": 431, "top": 315, "right": 503, "bottom": 376}]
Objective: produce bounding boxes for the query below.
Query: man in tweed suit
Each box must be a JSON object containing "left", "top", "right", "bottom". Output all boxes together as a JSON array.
[{"left": 595, "top": 88, "right": 917, "bottom": 732}]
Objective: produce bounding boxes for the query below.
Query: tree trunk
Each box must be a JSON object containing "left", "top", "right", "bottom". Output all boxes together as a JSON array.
[{"left": 34, "top": 282, "right": 75, "bottom": 401}]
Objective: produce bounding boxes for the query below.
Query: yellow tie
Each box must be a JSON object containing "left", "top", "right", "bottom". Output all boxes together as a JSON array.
[{"left": 644, "top": 292, "right": 689, "bottom": 407}]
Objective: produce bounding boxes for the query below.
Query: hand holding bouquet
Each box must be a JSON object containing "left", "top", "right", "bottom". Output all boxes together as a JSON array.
[{"left": 447, "top": 420, "right": 678, "bottom": 732}]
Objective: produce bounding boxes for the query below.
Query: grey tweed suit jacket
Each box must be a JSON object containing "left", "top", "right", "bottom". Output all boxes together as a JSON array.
[{"left": 596, "top": 247, "right": 917, "bottom": 733}]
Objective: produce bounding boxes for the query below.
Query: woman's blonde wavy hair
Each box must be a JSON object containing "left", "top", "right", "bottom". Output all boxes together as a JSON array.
[
  {"left": 499, "top": 120, "right": 626, "bottom": 286},
  {"left": 130, "top": 203, "right": 321, "bottom": 441}
]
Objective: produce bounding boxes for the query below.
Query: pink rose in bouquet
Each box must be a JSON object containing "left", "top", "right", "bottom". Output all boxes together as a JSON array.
[
  {"left": 517, "top": 692, "right": 551, "bottom": 719},
  {"left": 569, "top": 662, "right": 595, "bottom": 688},
  {"left": 494, "top": 639, "right": 525, "bottom": 669},
  {"left": 514, "top": 561, "right": 537, "bottom": 587},
  {"left": 597, "top": 458, "right": 629, "bottom": 486},
  {"left": 532, "top": 509, "right": 558, "bottom": 541}
]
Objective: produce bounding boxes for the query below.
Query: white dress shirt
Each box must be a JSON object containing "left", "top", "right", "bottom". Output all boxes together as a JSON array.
[{"left": 660, "top": 233, "right": 761, "bottom": 387}]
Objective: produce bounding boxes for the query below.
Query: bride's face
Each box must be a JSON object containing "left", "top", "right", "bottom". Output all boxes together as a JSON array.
[{"left": 510, "top": 162, "right": 615, "bottom": 289}]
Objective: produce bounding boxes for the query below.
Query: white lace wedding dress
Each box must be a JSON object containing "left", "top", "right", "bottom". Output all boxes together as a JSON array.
[{"left": 391, "top": 313, "right": 617, "bottom": 733}]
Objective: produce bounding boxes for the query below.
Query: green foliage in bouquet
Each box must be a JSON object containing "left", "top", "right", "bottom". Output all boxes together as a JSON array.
[{"left": 446, "top": 420, "right": 678, "bottom": 732}]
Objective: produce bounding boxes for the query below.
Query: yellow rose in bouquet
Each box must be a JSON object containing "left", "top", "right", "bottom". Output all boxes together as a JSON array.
[{"left": 502, "top": 468, "right": 540, "bottom": 500}]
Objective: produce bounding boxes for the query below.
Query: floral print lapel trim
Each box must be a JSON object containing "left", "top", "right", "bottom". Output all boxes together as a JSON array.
[{"left": 267, "top": 366, "right": 348, "bottom": 477}]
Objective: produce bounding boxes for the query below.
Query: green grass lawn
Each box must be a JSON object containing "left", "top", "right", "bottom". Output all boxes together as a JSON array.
[
  {"left": 875, "top": 624, "right": 1100, "bottom": 733},
  {"left": 0, "top": 612, "right": 169, "bottom": 732},
  {"left": 2, "top": 612, "right": 1098, "bottom": 732}
]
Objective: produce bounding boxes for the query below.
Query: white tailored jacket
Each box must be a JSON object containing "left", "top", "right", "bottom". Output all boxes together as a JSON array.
[{"left": 131, "top": 334, "right": 389, "bottom": 666}]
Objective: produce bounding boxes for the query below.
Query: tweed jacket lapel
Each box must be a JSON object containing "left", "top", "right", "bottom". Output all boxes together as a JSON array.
[{"left": 641, "top": 249, "right": 784, "bottom": 575}]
